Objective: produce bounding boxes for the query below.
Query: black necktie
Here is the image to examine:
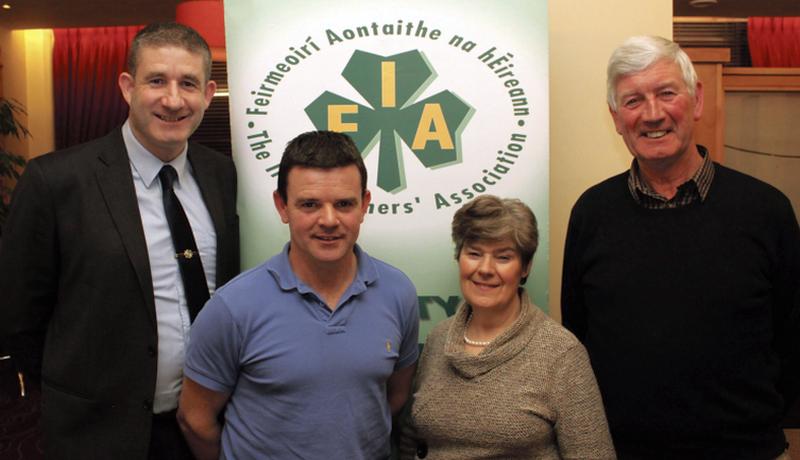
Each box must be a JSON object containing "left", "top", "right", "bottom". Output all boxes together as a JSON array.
[{"left": 158, "top": 165, "right": 209, "bottom": 321}]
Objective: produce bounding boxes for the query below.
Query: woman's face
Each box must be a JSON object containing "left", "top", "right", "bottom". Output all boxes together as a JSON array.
[{"left": 458, "top": 238, "right": 529, "bottom": 312}]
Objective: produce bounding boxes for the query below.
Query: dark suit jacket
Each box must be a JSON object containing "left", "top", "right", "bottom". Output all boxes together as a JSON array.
[{"left": 0, "top": 128, "right": 240, "bottom": 459}]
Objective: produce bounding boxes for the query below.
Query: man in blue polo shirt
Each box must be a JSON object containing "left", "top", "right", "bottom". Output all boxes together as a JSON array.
[{"left": 176, "top": 131, "right": 419, "bottom": 459}]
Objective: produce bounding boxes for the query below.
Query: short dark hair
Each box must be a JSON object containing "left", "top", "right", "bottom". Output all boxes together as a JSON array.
[
  {"left": 277, "top": 131, "right": 368, "bottom": 202},
  {"left": 127, "top": 22, "right": 212, "bottom": 82}
]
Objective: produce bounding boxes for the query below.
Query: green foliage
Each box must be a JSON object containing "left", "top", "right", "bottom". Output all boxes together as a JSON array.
[{"left": 0, "top": 97, "right": 29, "bottom": 234}]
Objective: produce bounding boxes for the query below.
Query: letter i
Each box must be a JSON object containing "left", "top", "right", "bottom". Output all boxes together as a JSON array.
[{"left": 381, "top": 61, "right": 396, "bottom": 108}]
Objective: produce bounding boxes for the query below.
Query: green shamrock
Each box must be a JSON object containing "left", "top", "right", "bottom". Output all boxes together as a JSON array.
[{"left": 306, "top": 49, "right": 473, "bottom": 193}]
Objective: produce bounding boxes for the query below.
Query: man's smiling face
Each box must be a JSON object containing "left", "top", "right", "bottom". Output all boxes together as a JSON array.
[
  {"left": 610, "top": 59, "right": 703, "bottom": 167},
  {"left": 118, "top": 45, "right": 216, "bottom": 162},
  {"left": 273, "top": 165, "right": 371, "bottom": 275}
]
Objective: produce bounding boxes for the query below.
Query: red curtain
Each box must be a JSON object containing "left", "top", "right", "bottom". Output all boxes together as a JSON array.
[
  {"left": 53, "top": 26, "right": 143, "bottom": 150},
  {"left": 748, "top": 17, "right": 800, "bottom": 67}
]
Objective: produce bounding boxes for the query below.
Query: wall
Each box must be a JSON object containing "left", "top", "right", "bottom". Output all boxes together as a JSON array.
[
  {"left": 0, "top": 28, "right": 55, "bottom": 160},
  {"left": 3, "top": 3, "right": 676, "bottom": 319},
  {"left": 1, "top": 6, "right": 681, "bottom": 320},
  {"left": 548, "top": 0, "right": 672, "bottom": 321}
]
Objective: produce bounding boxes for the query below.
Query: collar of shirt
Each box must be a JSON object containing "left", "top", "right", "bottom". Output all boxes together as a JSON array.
[
  {"left": 627, "top": 144, "right": 715, "bottom": 209},
  {"left": 267, "top": 243, "right": 379, "bottom": 300},
  {"left": 122, "top": 120, "right": 190, "bottom": 188}
]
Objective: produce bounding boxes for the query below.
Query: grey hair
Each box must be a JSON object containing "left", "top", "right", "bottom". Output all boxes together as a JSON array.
[{"left": 607, "top": 35, "right": 697, "bottom": 111}]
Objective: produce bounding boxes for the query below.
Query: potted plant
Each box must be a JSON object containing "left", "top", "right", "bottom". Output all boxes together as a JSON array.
[{"left": 0, "top": 97, "right": 29, "bottom": 235}]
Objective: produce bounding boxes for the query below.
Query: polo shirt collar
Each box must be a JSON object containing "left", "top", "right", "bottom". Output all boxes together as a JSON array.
[
  {"left": 122, "top": 119, "right": 190, "bottom": 188},
  {"left": 267, "top": 243, "right": 379, "bottom": 295}
]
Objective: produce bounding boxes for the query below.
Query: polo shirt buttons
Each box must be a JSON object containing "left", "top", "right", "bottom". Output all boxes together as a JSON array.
[
  {"left": 142, "top": 399, "right": 152, "bottom": 411},
  {"left": 147, "top": 345, "right": 156, "bottom": 357}
]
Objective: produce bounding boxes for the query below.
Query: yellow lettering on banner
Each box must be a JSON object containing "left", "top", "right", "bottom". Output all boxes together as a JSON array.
[
  {"left": 327, "top": 105, "right": 359, "bottom": 132},
  {"left": 412, "top": 103, "right": 453, "bottom": 149},
  {"left": 381, "top": 61, "right": 396, "bottom": 108}
]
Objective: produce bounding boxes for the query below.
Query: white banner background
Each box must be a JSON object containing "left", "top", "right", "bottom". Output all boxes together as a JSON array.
[{"left": 225, "top": 0, "right": 549, "bottom": 340}]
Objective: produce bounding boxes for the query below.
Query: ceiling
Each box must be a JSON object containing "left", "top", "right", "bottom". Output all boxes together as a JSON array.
[
  {"left": 2, "top": 0, "right": 800, "bottom": 29},
  {"left": 674, "top": 0, "right": 800, "bottom": 17},
  {"left": 1, "top": 0, "right": 182, "bottom": 29}
]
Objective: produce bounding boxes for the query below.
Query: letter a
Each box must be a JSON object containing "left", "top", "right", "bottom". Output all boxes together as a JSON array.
[{"left": 412, "top": 103, "right": 454, "bottom": 150}]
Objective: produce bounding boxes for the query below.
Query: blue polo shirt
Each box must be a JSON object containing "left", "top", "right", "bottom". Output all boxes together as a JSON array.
[{"left": 185, "top": 244, "right": 419, "bottom": 460}]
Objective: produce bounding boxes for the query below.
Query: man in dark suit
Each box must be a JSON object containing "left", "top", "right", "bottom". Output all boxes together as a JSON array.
[{"left": 0, "top": 23, "right": 239, "bottom": 460}]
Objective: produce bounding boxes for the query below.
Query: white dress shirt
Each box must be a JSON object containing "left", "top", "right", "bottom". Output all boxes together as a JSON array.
[{"left": 122, "top": 121, "right": 217, "bottom": 413}]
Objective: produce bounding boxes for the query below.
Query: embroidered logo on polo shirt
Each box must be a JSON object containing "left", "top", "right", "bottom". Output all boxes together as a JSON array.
[{"left": 385, "top": 339, "right": 392, "bottom": 353}]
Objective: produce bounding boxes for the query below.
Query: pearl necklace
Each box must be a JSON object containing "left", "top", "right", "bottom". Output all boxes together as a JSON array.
[{"left": 463, "top": 313, "right": 493, "bottom": 347}]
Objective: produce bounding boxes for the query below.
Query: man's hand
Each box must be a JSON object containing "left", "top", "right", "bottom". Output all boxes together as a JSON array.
[
  {"left": 176, "top": 377, "right": 230, "bottom": 460},
  {"left": 387, "top": 363, "right": 417, "bottom": 415}
]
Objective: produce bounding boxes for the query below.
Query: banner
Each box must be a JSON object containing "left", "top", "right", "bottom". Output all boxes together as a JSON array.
[{"left": 225, "top": 0, "right": 549, "bottom": 340}]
